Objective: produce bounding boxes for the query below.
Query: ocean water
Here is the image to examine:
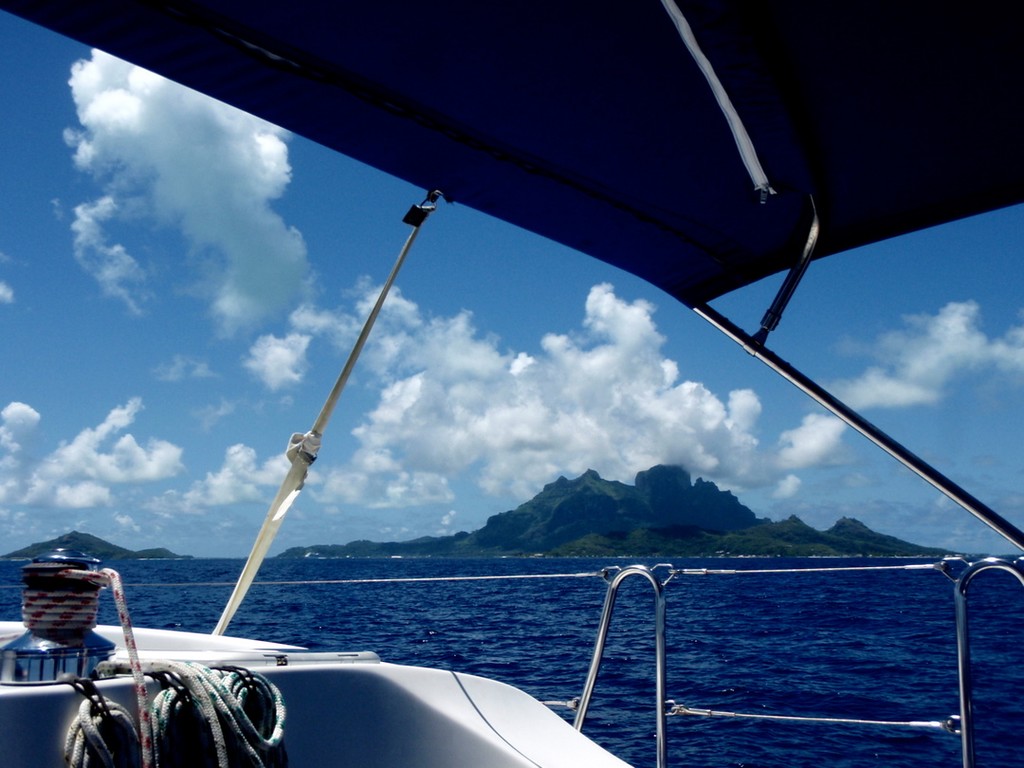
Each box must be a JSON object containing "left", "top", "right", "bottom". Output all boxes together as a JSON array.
[{"left": 2, "top": 556, "right": 1021, "bottom": 767}]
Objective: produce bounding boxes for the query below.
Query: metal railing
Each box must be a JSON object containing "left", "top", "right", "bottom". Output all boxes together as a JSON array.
[
  {"left": 571, "top": 557, "right": 1023, "bottom": 768},
  {"left": 952, "top": 556, "right": 1024, "bottom": 768},
  {"left": 573, "top": 564, "right": 670, "bottom": 768}
]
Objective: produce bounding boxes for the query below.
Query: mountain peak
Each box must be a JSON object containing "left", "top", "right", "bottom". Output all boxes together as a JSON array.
[
  {"left": 276, "top": 465, "right": 950, "bottom": 558},
  {"left": 468, "top": 465, "right": 757, "bottom": 552}
]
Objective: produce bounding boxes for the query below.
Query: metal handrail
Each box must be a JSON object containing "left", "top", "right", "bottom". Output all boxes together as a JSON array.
[
  {"left": 953, "top": 556, "right": 1024, "bottom": 768},
  {"left": 573, "top": 565, "right": 669, "bottom": 768},
  {"left": 568, "top": 557, "right": 1024, "bottom": 768}
]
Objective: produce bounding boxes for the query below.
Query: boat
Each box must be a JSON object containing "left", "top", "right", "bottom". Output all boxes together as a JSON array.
[{"left": 1, "top": 2, "right": 1023, "bottom": 767}]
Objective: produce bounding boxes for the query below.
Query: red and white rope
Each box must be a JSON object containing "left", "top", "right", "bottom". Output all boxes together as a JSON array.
[
  {"left": 49, "top": 568, "right": 154, "bottom": 768},
  {"left": 22, "top": 588, "right": 101, "bottom": 633}
]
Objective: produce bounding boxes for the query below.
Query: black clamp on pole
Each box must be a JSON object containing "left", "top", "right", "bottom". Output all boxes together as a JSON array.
[{"left": 403, "top": 190, "right": 444, "bottom": 227}]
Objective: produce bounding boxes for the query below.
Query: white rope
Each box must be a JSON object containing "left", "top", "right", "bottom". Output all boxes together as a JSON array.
[
  {"left": 107, "top": 571, "right": 606, "bottom": 588},
  {"left": 64, "top": 694, "right": 142, "bottom": 768},
  {"left": 103, "top": 659, "right": 287, "bottom": 768},
  {"left": 35, "top": 565, "right": 945, "bottom": 590},
  {"left": 22, "top": 588, "right": 100, "bottom": 631},
  {"left": 50, "top": 568, "right": 154, "bottom": 768}
]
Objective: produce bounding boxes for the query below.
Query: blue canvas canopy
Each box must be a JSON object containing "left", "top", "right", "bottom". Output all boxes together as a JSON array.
[{"left": 4, "top": 0, "right": 1023, "bottom": 306}]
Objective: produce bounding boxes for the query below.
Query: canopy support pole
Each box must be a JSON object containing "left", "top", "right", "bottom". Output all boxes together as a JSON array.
[
  {"left": 691, "top": 302, "right": 1024, "bottom": 551},
  {"left": 753, "top": 196, "right": 819, "bottom": 345}
]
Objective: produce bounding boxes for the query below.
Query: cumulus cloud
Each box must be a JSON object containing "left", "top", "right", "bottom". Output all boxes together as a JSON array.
[
  {"left": 189, "top": 281, "right": 858, "bottom": 513},
  {"left": 1, "top": 401, "right": 41, "bottom": 455},
  {"left": 292, "top": 283, "right": 832, "bottom": 507},
  {"left": 776, "top": 413, "right": 847, "bottom": 470},
  {"left": 43, "top": 399, "right": 182, "bottom": 483},
  {"left": 179, "top": 443, "right": 290, "bottom": 510},
  {"left": 773, "top": 474, "right": 802, "bottom": 499},
  {"left": 244, "top": 333, "right": 311, "bottom": 390},
  {"left": 53, "top": 481, "right": 112, "bottom": 509},
  {"left": 0, "top": 403, "right": 42, "bottom": 505},
  {"left": 833, "top": 301, "right": 1024, "bottom": 409},
  {"left": 70, "top": 196, "right": 148, "bottom": 313},
  {"left": 289, "top": 303, "right": 362, "bottom": 351},
  {"left": 114, "top": 512, "right": 141, "bottom": 532},
  {"left": 64, "top": 50, "right": 309, "bottom": 332},
  {"left": 2, "top": 398, "right": 183, "bottom": 509},
  {"left": 319, "top": 463, "right": 454, "bottom": 510}
]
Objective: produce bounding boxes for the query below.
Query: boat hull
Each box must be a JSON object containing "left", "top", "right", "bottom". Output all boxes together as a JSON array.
[{"left": 0, "top": 622, "right": 630, "bottom": 767}]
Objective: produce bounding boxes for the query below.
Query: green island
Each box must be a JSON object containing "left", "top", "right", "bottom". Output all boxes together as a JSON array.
[
  {"left": 281, "top": 465, "right": 949, "bottom": 559},
  {"left": 2, "top": 466, "right": 951, "bottom": 560},
  {"left": 1, "top": 530, "right": 190, "bottom": 560}
]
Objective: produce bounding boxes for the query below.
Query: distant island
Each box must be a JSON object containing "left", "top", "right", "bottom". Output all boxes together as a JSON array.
[
  {"left": 1, "top": 466, "right": 950, "bottom": 560},
  {"left": 1, "top": 531, "right": 190, "bottom": 560},
  {"left": 279, "top": 465, "right": 949, "bottom": 558}
]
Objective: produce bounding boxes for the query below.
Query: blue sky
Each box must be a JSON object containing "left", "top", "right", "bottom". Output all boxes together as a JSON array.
[{"left": 2, "top": 11, "right": 1023, "bottom": 558}]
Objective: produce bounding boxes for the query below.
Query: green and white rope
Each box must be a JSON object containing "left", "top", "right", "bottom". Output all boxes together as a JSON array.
[
  {"left": 101, "top": 659, "right": 287, "bottom": 768},
  {"left": 46, "top": 565, "right": 285, "bottom": 767}
]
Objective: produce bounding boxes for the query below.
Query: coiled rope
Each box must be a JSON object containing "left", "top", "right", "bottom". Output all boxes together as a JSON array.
[
  {"left": 38, "top": 568, "right": 287, "bottom": 768},
  {"left": 101, "top": 660, "right": 287, "bottom": 768},
  {"left": 64, "top": 677, "right": 142, "bottom": 768}
]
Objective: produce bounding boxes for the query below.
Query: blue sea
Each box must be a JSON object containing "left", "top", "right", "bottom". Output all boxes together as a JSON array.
[{"left": 2, "top": 556, "right": 1021, "bottom": 767}]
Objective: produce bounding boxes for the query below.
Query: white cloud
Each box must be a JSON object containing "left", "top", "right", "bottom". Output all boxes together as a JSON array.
[
  {"left": 65, "top": 50, "right": 309, "bottom": 332},
  {"left": 70, "top": 196, "right": 149, "bottom": 314},
  {"left": 43, "top": 398, "right": 183, "bottom": 483},
  {"left": 318, "top": 463, "right": 453, "bottom": 509},
  {"left": 180, "top": 443, "right": 290, "bottom": 508},
  {"left": 833, "top": 301, "right": 1024, "bottom": 409},
  {"left": 773, "top": 474, "right": 802, "bottom": 499},
  {"left": 1, "top": 401, "right": 41, "bottom": 454},
  {"left": 289, "top": 303, "right": 360, "bottom": 351},
  {"left": 53, "top": 481, "right": 112, "bottom": 508},
  {"left": 302, "top": 283, "right": 833, "bottom": 507},
  {"left": 114, "top": 512, "right": 141, "bottom": 532},
  {"left": 3, "top": 398, "right": 184, "bottom": 509},
  {"left": 776, "top": 413, "right": 846, "bottom": 470},
  {"left": 244, "top": 333, "right": 311, "bottom": 390}
]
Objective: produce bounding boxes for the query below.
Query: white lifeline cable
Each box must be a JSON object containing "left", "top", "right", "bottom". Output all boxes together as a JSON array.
[{"left": 658, "top": 0, "right": 775, "bottom": 201}]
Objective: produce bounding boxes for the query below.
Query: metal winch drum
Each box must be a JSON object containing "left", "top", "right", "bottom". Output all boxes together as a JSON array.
[{"left": 0, "top": 549, "right": 116, "bottom": 683}]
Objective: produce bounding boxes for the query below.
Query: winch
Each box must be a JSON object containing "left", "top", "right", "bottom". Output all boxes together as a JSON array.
[{"left": 0, "top": 549, "right": 116, "bottom": 683}]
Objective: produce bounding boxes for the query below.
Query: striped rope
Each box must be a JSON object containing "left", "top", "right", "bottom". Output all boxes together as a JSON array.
[
  {"left": 22, "top": 587, "right": 101, "bottom": 632},
  {"left": 53, "top": 568, "right": 154, "bottom": 768}
]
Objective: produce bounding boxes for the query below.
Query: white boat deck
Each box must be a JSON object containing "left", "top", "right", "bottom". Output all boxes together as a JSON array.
[{"left": 0, "top": 621, "right": 632, "bottom": 767}]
